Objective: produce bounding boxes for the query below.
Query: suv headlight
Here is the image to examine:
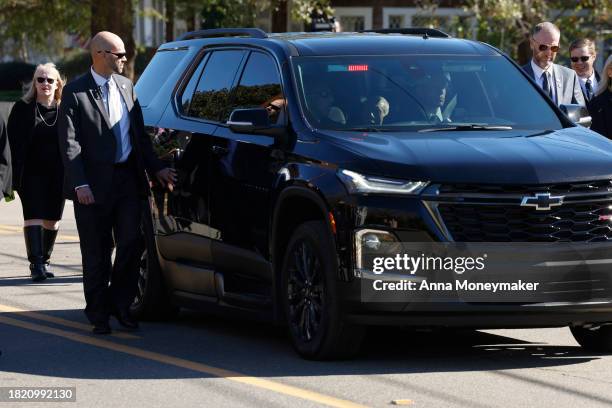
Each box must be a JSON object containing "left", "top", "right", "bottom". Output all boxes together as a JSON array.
[{"left": 338, "top": 169, "right": 429, "bottom": 195}]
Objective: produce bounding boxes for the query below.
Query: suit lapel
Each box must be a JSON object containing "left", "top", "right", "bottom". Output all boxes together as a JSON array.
[
  {"left": 523, "top": 63, "right": 535, "bottom": 80},
  {"left": 553, "top": 64, "right": 564, "bottom": 104},
  {"left": 85, "top": 72, "right": 113, "bottom": 131},
  {"left": 113, "top": 75, "right": 134, "bottom": 112}
]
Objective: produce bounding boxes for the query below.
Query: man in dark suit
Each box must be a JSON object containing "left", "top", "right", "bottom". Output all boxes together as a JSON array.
[
  {"left": 58, "top": 31, "right": 175, "bottom": 334},
  {"left": 569, "top": 38, "right": 600, "bottom": 104},
  {"left": 522, "top": 22, "right": 585, "bottom": 107}
]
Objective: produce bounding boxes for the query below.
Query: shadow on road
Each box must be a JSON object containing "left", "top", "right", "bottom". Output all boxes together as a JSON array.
[{"left": 0, "top": 307, "right": 606, "bottom": 384}]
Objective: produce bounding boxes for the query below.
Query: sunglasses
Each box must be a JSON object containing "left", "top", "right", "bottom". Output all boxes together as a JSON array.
[
  {"left": 571, "top": 56, "right": 591, "bottom": 63},
  {"left": 36, "top": 77, "right": 55, "bottom": 84},
  {"left": 99, "top": 50, "right": 127, "bottom": 59},
  {"left": 533, "top": 39, "right": 559, "bottom": 53}
]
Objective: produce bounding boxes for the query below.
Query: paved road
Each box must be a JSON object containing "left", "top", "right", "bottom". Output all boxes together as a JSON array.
[{"left": 1, "top": 196, "right": 612, "bottom": 407}]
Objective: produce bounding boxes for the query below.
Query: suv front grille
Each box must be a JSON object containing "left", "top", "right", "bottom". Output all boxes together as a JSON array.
[
  {"left": 439, "top": 180, "right": 612, "bottom": 196},
  {"left": 433, "top": 181, "right": 612, "bottom": 242}
]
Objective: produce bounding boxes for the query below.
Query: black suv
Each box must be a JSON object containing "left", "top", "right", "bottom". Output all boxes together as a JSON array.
[{"left": 134, "top": 28, "right": 612, "bottom": 359}]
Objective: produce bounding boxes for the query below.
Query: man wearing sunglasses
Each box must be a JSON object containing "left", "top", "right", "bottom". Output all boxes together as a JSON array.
[
  {"left": 522, "top": 22, "right": 585, "bottom": 107},
  {"left": 569, "top": 38, "right": 600, "bottom": 104},
  {"left": 58, "top": 31, "right": 176, "bottom": 335}
]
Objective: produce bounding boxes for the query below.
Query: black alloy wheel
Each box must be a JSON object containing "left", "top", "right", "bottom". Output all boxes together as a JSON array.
[
  {"left": 287, "top": 240, "right": 325, "bottom": 343},
  {"left": 282, "top": 221, "right": 364, "bottom": 360}
]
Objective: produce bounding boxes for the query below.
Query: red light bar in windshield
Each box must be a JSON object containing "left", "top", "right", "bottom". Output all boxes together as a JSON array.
[
  {"left": 348, "top": 64, "right": 368, "bottom": 71},
  {"left": 328, "top": 64, "right": 369, "bottom": 72}
]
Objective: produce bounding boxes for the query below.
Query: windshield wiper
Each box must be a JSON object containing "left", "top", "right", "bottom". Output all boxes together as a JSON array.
[
  {"left": 419, "top": 124, "right": 513, "bottom": 133},
  {"left": 344, "top": 127, "right": 382, "bottom": 133}
]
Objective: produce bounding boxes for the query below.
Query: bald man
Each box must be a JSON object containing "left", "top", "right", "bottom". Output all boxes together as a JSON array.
[
  {"left": 522, "top": 22, "right": 585, "bottom": 107},
  {"left": 58, "top": 31, "right": 176, "bottom": 334}
]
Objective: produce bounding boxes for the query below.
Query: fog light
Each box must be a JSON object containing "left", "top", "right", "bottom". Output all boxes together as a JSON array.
[
  {"left": 363, "top": 233, "right": 381, "bottom": 250},
  {"left": 354, "top": 229, "right": 399, "bottom": 277}
]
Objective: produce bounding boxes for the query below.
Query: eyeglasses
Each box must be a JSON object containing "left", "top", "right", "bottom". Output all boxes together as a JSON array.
[
  {"left": 36, "top": 77, "right": 55, "bottom": 84},
  {"left": 98, "top": 50, "right": 127, "bottom": 59},
  {"left": 533, "top": 39, "right": 560, "bottom": 53},
  {"left": 570, "top": 56, "right": 591, "bottom": 63}
]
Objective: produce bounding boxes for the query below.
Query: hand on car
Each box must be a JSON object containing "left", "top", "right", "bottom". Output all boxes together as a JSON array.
[{"left": 156, "top": 167, "right": 177, "bottom": 191}]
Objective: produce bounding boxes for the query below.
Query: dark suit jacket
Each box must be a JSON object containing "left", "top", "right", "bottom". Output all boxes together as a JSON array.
[
  {"left": 6, "top": 99, "right": 36, "bottom": 191},
  {"left": 522, "top": 62, "right": 586, "bottom": 106},
  {"left": 0, "top": 115, "right": 11, "bottom": 198},
  {"left": 589, "top": 88, "right": 612, "bottom": 140},
  {"left": 58, "top": 72, "right": 164, "bottom": 204}
]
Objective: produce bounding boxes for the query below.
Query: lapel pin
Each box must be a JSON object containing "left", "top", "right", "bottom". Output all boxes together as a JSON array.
[{"left": 121, "top": 84, "right": 126, "bottom": 89}]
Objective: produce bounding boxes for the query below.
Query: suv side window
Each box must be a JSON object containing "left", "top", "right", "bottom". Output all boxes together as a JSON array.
[
  {"left": 187, "top": 50, "right": 246, "bottom": 121},
  {"left": 179, "top": 53, "right": 209, "bottom": 115},
  {"left": 229, "top": 52, "right": 284, "bottom": 124}
]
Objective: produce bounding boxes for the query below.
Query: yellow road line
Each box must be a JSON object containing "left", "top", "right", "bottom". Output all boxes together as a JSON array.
[
  {"left": 0, "top": 304, "right": 139, "bottom": 340},
  {"left": 0, "top": 225, "right": 79, "bottom": 241},
  {"left": 0, "top": 315, "right": 367, "bottom": 408}
]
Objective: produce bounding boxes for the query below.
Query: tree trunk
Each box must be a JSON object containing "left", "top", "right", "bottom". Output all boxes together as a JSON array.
[
  {"left": 186, "top": 6, "right": 195, "bottom": 32},
  {"left": 90, "top": 0, "right": 137, "bottom": 80},
  {"left": 166, "top": 0, "right": 175, "bottom": 42},
  {"left": 271, "top": 0, "right": 287, "bottom": 33}
]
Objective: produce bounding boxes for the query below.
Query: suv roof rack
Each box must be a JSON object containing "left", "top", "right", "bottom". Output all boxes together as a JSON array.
[
  {"left": 361, "top": 28, "right": 451, "bottom": 38},
  {"left": 177, "top": 28, "right": 268, "bottom": 41}
]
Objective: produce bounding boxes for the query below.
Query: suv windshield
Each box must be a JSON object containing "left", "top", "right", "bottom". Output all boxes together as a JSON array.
[{"left": 293, "top": 55, "right": 564, "bottom": 132}]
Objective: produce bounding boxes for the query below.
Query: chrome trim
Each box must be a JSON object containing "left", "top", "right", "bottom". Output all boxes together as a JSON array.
[
  {"left": 227, "top": 120, "right": 253, "bottom": 126},
  {"left": 422, "top": 200, "right": 454, "bottom": 242}
]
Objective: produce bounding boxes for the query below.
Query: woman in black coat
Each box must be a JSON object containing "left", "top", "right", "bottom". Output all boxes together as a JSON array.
[
  {"left": 8, "top": 63, "right": 65, "bottom": 282},
  {"left": 590, "top": 55, "right": 612, "bottom": 139}
]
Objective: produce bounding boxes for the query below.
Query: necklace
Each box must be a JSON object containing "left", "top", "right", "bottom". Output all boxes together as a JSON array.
[{"left": 35, "top": 102, "right": 58, "bottom": 127}]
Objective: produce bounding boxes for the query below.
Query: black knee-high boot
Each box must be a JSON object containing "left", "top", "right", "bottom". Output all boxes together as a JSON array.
[
  {"left": 24, "top": 226, "right": 46, "bottom": 282},
  {"left": 42, "top": 228, "right": 58, "bottom": 278}
]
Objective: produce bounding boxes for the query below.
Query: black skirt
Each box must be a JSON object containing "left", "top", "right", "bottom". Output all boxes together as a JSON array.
[{"left": 19, "top": 103, "right": 65, "bottom": 220}]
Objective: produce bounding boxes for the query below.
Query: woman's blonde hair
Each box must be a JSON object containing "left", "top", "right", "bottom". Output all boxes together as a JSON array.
[
  {"left": 595, "top": 54, "right": 612, "bottom": 97},
  {"left": 22, "top": 62, "right": 65, "bottom": 104}
]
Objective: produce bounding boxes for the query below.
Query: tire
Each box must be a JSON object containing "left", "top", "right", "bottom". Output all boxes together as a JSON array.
[
  {"left": 281, "top": 220, "right": 364, "bottom": 360},
  {"left": 130, "top": 210, "right": 178, "bottom": 320},
  {"left": 570, "top": 325, "right": 612, "bottom": 353}
]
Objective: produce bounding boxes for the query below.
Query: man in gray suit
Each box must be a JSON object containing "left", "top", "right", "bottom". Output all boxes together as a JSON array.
[
  {"left": 522, "top": 22, "right": 585, "bottom": 107},
  {"left": 58, "top": 31, "right": 175, "bottom": 334}
]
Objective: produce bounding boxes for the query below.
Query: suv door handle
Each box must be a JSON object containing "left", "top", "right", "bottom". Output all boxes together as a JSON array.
[{"left": 212, "top": 145, "right": 229, "bottom": 156}]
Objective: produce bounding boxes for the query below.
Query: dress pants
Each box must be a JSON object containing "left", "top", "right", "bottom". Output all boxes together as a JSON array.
[{"left": 74, "top": 162, "right": 143, "bottom": 325}]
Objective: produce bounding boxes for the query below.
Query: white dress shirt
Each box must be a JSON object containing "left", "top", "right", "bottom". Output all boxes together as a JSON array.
[
  {"left": 531, "top": 60, "right": 557, "bottom": 104},
  {"left": 577, "top": 71, "right": 598, "bottom": 100},
  {"left": 90, "top": 67, "right": 132, "bottom": 163}
]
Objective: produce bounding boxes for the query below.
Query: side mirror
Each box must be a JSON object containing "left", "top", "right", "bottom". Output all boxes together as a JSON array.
[
  {"left": 228, "top": 108, "right": 271, "bottom": 132},
  {"left": 559, "top": 104, "right": 592, "bottom": 127},
  {"left": 227, "top": 107, "right": 288, "bottom": 139}
]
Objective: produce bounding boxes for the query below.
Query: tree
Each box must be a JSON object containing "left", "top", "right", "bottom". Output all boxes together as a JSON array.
[
  {"left": 461, "top": 0, "right": 611, "bottom": 63},
  {"left": 0, "top": 0, "right": 89, "bottom": 61},
  {"left": 91, "top": 0, "right": 137, "bottom": 79},
  {"left": 290, "top": 0, "right": 333, "bottom": 28}
]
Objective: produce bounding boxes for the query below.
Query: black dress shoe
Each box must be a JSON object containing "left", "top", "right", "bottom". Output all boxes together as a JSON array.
[
  {"left": 111, "top": 310, "right": 139, "bottom": 330},
  {"left": 92, "top": 321, "right": 112, "bottom": 335}
]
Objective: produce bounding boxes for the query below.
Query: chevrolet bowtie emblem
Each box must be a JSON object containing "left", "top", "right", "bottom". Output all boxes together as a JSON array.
[{"left": 520, "top": 193, "right": 564, "bottom": 211}]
